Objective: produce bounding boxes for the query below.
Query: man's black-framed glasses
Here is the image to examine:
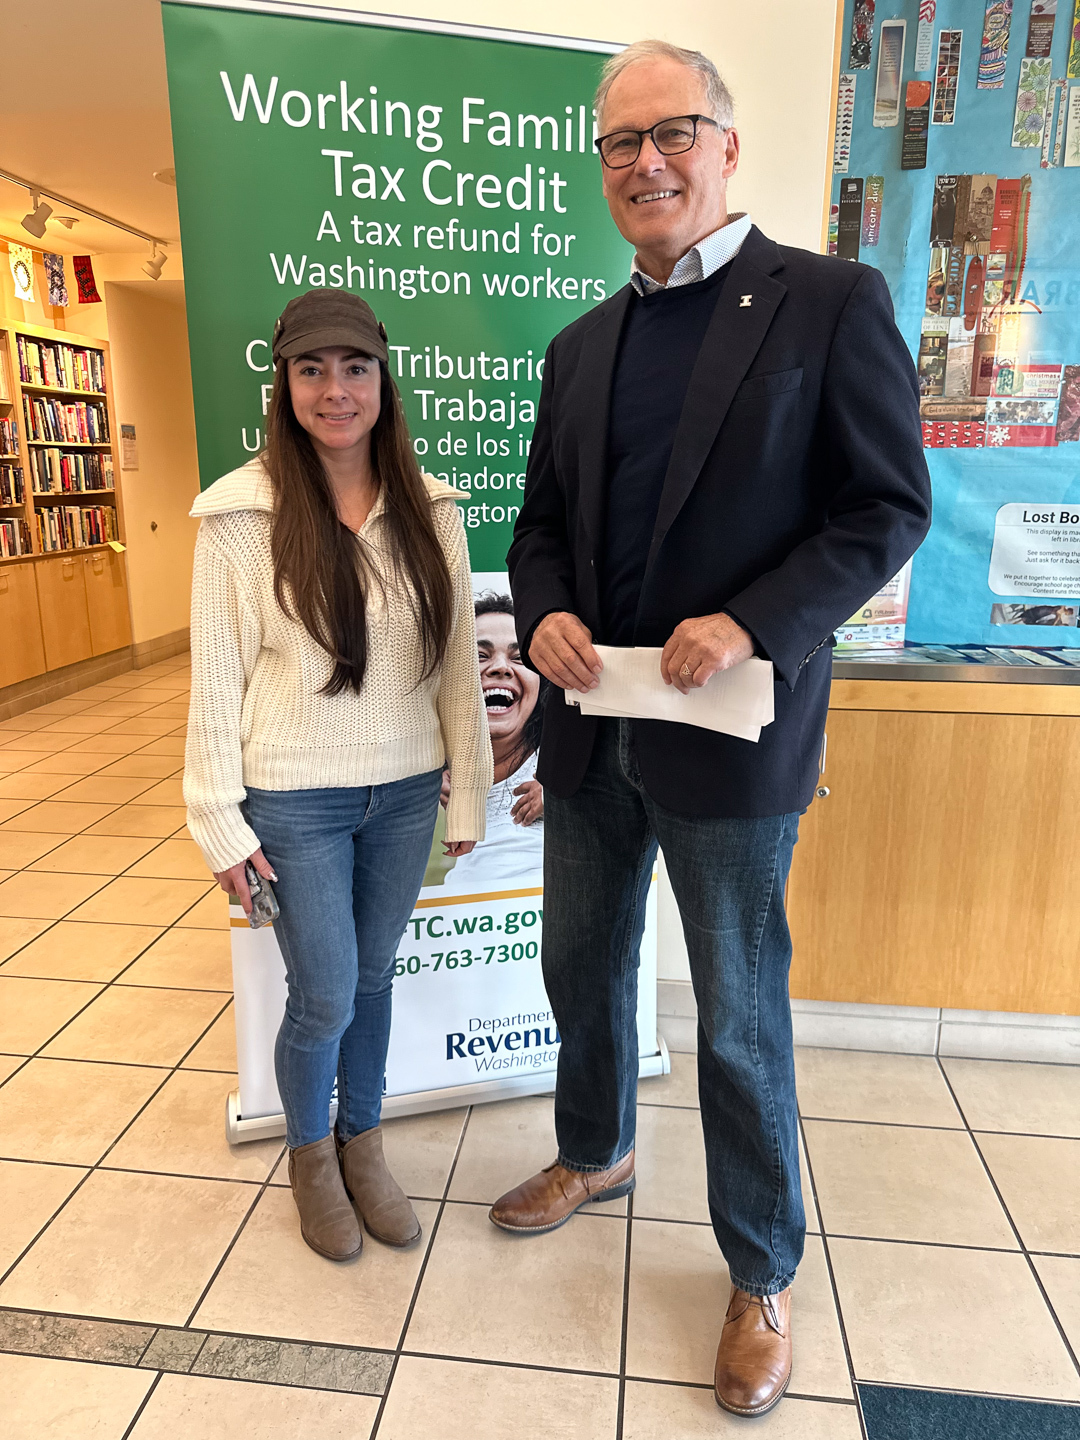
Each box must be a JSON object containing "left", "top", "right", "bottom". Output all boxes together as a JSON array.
[{"left": 594, "top": 114, "right": 719, "bottom": 169}]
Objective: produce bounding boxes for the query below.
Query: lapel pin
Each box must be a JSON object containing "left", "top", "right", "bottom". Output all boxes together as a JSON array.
[{"left": 739, "top": 294, "right": 753, "bottom": 307}]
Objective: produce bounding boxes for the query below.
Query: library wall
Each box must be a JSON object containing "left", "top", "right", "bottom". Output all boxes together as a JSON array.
[{"left": 103, "top": 281, "right": 199, "bottom": 646}]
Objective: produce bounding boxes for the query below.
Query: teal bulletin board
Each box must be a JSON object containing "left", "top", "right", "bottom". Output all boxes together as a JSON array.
[{"left": 831, "top": 1, "right": 1080, "bottom": 645}]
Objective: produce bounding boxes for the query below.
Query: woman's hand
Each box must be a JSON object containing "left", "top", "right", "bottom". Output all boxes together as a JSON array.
[
  {"left": 213, "top": 847, "right": 277, "bottom": 916},
  {"left": 511, "top": 780, "right": 544, "bottom": 826},
  {"left": 443, "top": 840, "right": 476, "bottom": 858},
  {"left": 439, "top": 769, "right": 451, "bottom": 809}
]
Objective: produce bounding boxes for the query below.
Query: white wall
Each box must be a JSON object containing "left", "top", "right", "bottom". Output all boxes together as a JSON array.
[
  {"left": 314, "top": 0, "right": 840, "bottom": 252},
  {"left": 103, "top": 280, "right": 200, "bottom": 644}
]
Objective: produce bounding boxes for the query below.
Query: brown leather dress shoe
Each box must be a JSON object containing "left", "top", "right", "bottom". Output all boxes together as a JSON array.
[
  {"left": 489, "top": 1152, "right": 635, "bottom": 1234},
  {"left": 713, "top": 1284, "right": 792, "bottom": 1417}
]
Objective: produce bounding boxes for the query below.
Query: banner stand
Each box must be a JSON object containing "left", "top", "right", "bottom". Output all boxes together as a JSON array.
[
  {"left": 225, "top": 1039, "right": 671, "bottom": 1144},
  {"left": 224, "top": 888, "right": 670, "bottom": 1145}
]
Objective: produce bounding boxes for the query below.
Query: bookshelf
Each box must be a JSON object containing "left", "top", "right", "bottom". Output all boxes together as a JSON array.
[{"left": 0, "top": 321, "right": 132, "bottom": 688}]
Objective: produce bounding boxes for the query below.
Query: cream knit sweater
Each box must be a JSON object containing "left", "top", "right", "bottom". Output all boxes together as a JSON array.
[{"left": 184, "top": 459, "right": 491, "bottom": 874}]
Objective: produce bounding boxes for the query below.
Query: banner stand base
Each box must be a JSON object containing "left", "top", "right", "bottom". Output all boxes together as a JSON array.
[{"left": 226, "top": 1036, "right": 671, "bottom": 1145}]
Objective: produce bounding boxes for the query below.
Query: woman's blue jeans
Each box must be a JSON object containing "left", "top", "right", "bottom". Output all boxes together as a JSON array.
[{"left": 243, "top": 770, "right": 442, "bottom": 1149}]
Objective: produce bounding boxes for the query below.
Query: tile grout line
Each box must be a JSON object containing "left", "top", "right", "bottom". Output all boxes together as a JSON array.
[
  {"left": 797, "top": 1113, "right": 870, "bottom": 1440},
  {"left": 0, "top": 990, "right": 237, "bottom": 1290},
  {"left": 934, "top": 1056, "right": 1080, "bottom": 1382},
  {"left": 0, "top": 696, "right": 193, "bottom": 982},
  {"left": 615, "top": 1188, "right": 634, "bottom": 1440},
  {"left": 369, "top": 1103, "right": 475, "bottom": 1436},
  {"left": 119, "top": 1368, "right": 165, "bottom": 1439}
]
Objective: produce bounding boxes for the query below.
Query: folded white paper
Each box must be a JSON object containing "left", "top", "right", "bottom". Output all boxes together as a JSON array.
[{"left": 565, "top": 646, "right": 774, "bottom": 743}]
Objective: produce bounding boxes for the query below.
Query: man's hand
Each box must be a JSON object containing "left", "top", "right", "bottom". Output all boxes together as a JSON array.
[
  {"left": 661, "top": 613, "right": 755, "bottom": 694},
  {"left": 530, "top": 612, "right": 603, "bottom": 693}
]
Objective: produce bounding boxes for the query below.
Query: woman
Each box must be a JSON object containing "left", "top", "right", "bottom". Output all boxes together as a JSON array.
[
  {"left": 184, "top": 289, "right": 491, "bottom": 1261},
  {"left": 441, "top": 594, "right": 544, "bottom": 890}
]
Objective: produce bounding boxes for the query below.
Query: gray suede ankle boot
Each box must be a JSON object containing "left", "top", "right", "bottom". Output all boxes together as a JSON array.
[
  {"left": 339, "top": 1127, "right": 421, "bottom": 1246},
  {"left": 288, "top": 1134, "right": 363, "bottom": 1260}
]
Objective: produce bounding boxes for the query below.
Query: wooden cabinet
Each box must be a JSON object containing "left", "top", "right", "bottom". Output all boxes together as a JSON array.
[
  {"left": 84, "top": 549, "right": 131, "bottom": 655},
  {"left": 786, "top": 680, "right": 1080, "bottom": 1017},
  {"left": 0, "top": 321, "right": 132, "bottom": 695},
  {"left": 35, "top": 554, "right": 92, "bottom": 671},
  {"left": 0, "top": 561, "right": 46, "bottom": 686}
]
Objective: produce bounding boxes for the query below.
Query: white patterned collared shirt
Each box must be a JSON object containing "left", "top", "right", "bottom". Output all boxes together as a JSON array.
[{"left": 629, "top": 212, "right": 753, "bottom": 295}]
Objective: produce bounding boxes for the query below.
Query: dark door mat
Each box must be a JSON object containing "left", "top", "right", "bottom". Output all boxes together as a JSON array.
[{"left": 859, "top": 1385, "right": 1080, "bottom": 1439}]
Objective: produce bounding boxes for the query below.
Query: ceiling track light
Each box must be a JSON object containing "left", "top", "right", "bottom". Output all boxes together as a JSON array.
[
  {"left": 21, "top": 191, "right": 53, "bottom": 238},
  {"left": 143, "top": 243, "right": 168, "bottom": 280}
]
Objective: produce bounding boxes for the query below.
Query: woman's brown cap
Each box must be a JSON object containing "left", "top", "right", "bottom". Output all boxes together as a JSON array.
[{"left": 271, "top": 288, "right": 388, "bottom": 366}]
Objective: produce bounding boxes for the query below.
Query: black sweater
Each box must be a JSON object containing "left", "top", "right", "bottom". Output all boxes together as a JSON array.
[{"left": 599, "top": 262, "right": 732, "bottom": 645}]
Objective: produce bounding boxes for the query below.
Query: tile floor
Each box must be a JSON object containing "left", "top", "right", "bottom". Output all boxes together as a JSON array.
[{"left": 1, "top": 658, "right": 1079, "bottom": 1436}]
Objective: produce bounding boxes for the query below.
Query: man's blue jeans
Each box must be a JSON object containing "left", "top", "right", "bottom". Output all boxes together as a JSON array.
[
  {"left": 243, "top": 770, "right": 442, "bottom": 1150},
  {"left": 543, "top": 719, "right": 804, "bottom": 1295}
]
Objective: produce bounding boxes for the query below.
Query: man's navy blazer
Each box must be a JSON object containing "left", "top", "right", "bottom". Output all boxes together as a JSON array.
[{"left": 506, "top": 226, "right": 932, "bottom": 819}]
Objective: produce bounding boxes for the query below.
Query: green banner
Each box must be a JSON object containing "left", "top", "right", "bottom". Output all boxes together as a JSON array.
[{"left": 161, "top": 2, "right": 629, "bottom": 571}]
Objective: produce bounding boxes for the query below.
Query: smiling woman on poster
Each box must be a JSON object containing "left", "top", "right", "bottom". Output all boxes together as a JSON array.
[
  {"left": 441, "top": 593, "right": 545, "bottom": 891},
  {"left": 183, "top": 289, "right": 491, "bottom": 1263}
]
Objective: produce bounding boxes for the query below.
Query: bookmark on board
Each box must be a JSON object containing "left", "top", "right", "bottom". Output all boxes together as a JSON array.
[
  {"left": 861, "top": 177, "right": 884, "bottom": 247},
  {"left": 836, "top": 178, "right": 864, "bottom": 262},
  {"left": 902, "top": 81, "right": 932, "bottom": 169},
  {"left": 1065, "top": 84, "right": 1080, "bottom": 164},
  {"left": 932, "top": 30, "right": 963, "bottom": 125},
  {"left": 914, "top": 1, "right": 937, "bottom": 72},
  {"left": 1026, "top": 1, "right": 1057, "bottom": 58},
  {"left": 833, "top": 73, "right": 856, "bottom": 173},
  {"left": 943, "top": 175, "right": 972, "bottom": 316},
  {"left": 1042, "top": 78, "right": 1066, "bottom": 164},
  {"left": 1069, "top": 0, "right": 1080, "bottom": 77},
  {"left": 977, "top": 1, "right": 1013, "bottom": 90},
  {"left": 848, "top": 0, "right": 875, "bottom": 69},
  {"left": 873, "top": 19, "right": 906, "bottom": 127},
  {"left": 1013, "top": 57, "right": 1053, "bottom": 146}
]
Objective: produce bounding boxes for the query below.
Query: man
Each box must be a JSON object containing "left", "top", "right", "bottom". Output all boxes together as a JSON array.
[{"left": 496, "top": 39, "right": 932, "bottom": 1418}]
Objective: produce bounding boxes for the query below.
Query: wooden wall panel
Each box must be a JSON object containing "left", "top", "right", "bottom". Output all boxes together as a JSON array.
[
  {"left": 0, "top": 562, "right": 46, "bottom": 687},
  {"left": 787, "top": 707, "right": 1080, "bottom": 1016},
  {"left": 84, "top": 550, "right": 132, "bottom": 655},
  {"left": 35, "top": 555, "right": 91, "bottom": 672}
]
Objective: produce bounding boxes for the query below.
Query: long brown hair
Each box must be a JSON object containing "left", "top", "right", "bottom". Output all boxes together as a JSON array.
[{"left": 265, "top": 359, "right": 453, "bottom": 695}]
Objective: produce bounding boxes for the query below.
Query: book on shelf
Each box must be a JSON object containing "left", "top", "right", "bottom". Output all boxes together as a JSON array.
[
  {"left": 29, "top": 447, "right": 113, "bottom": 494},
  {"left": 0, "top": 516, "right": 32, "bottom": 558},
  {"left": 0, "top": 463, "right": 24, "bottom": 506},
  {"left": 35, "top": 503, "right": 118, "bottom": 553},
  {"left": 15, "top": 334, "right": 106, "bottom": 393},
  {"left": 0, "top": 416, "right": 17, "bottom": 454},
  {"left": 22, "top": 394, "right": 109, "bottom": 445}
]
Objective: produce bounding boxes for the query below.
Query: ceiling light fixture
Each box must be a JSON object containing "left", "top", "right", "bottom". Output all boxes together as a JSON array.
[
  {"left": 153, "top": 168, "right": 176, "bottom": 187},
  {"left": 21, "top": 192, "right": 53, "bottom": 238},
  {"left": 55, "top": 216, "right": 79, "bottom": 229},
  {"left": 143, "top": 243, "right": 168, "bottom": 280}
]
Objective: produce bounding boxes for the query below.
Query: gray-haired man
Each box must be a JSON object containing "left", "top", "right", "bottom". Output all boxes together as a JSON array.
[{"left": 496, "top": 39, "right": 931, "bottom": 1417}]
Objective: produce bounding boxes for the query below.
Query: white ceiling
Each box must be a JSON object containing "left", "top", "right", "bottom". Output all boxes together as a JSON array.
[{"left": 0, "top": 0, "right": 179, "bottom": 254}]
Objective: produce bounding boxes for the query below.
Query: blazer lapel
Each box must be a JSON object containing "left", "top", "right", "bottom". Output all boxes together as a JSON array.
[
  {"left": 645, "top": 231, "right": 787, "bottom": 572},
  {"left": 574, "top": 285, "right": 632, "bottom": 556}
]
